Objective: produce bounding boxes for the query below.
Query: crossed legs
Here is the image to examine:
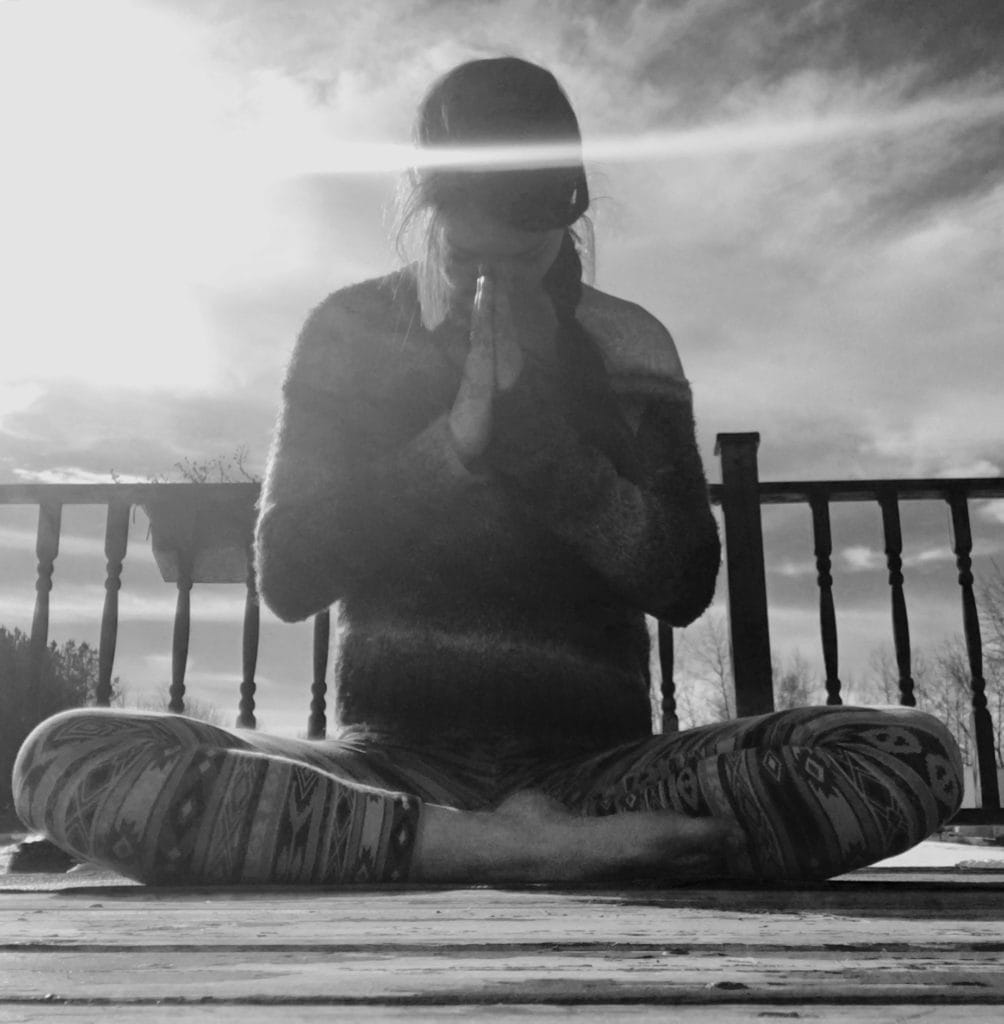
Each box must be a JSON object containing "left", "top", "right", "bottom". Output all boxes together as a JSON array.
[
  {"left": 13, "top": 705, "right": 963, "bottom": 885},
  {"left": 535, "top": 704, "right": 965, "bottom": 880}
]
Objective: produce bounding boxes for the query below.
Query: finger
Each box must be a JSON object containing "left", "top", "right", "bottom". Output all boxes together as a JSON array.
[
  {"left": 455, "top": 271, "right": 493, "bottom": 400},
  {"left": 464, "top": 267, "right": 495, "bottom": 389},
  {"left": 450, "top": 270, "right": 495, "bottom": 461},
  {"left": 493, "top": 279, "right": 512, "bottom": 335},
  {"left": 492, "top": 282, "right": 508, "bottom": 381},
  {"left": 471, "top": 267, "right": 495, "bottom": 349},
  {"left": 474, "top": 264, "right": 492, "bottom": 317},
  {"left": 491, "top": 280, "right": 524, "bottom": 391}
]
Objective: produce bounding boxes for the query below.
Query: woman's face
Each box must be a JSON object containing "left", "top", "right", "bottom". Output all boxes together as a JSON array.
[{"left": 440, "top": 205, "right": 563, "bottom": 294}]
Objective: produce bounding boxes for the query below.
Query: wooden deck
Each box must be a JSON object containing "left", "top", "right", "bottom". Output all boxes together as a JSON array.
[{"left": 3, "top": 852, "right": 1004, "bottom": 1022}]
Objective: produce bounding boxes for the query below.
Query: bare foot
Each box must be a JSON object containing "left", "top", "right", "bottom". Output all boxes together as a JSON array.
[{"left": 412, "top": 789, "right": 744, "bottom": 884}]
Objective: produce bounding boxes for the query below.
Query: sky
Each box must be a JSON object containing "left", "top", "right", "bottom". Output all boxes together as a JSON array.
[{"left": 0, "top": 0, "right": 1002, "bottom": 736}]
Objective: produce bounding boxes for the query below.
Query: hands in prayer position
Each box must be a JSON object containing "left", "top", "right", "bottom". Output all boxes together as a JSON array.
[{"left": 448, "top": 268, "right": 526, "bottom": 465}]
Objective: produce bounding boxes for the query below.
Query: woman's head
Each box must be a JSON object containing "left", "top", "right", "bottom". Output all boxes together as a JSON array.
[
  {"left": 398, "top": 57, "right": 591, "bottom": 327},
  {"left": 414, "top": 57, "right": 588, "bottom": 232}
]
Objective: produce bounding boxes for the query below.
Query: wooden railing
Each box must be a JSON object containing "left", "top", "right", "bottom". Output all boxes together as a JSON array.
[
  {"left": 2, "top": 433, "right": 1002, "bottom": 824},
  {"left": 701, "top": 434, "right": 1004, "bottom": 826},
  {"left": 0, "top": 482, "right": 281, "bottom": 731}
]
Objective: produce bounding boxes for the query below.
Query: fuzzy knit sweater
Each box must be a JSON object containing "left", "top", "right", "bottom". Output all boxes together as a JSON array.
[{"left": 255, "top": 269, "right": 720, "bottom": 745}]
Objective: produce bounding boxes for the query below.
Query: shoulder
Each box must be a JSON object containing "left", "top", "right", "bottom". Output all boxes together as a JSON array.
[
  {"left": 299, "top": 269, "right": 420, "bottom": 351},
  {"left": 578, "top": 285, "right": 686, "bottom": 392},
  {"left": 285, "top": 269, "right": 423, "bottom": 392}
]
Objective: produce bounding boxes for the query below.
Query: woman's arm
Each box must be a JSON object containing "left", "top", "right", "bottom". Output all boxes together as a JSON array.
[
  {"left": 486, "top": 319, "right": 720, "bottom": 626},
  {"left": 254, "top": 289, "right": 481, "bottom": 623}
]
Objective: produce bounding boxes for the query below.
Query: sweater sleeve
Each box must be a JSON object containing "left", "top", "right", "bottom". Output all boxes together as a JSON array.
[
  {"left": 486, "top": 362, "right": 721, "bottom": 626},
  {"left": 254, "top": 293, "right": 480, "bottom": 623}
]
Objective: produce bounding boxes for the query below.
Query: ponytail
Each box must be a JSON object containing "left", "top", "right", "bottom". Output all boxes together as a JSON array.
[{"left": 542, "top": 230, "right": 583, "bottom": 326}]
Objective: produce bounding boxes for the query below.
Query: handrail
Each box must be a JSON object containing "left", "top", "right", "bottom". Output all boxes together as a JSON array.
[
  {"left": 709, "top": 478, "right": 1004, "bottom": 503},
  {"left": 5, "top": 476, "right": 1002, "bottom": 508},
  {"left": 0, "top": 482, "right": 260, "bottom": 505},
  {"left": 2, "top": 482, "right": 272, "bottom": 732}
]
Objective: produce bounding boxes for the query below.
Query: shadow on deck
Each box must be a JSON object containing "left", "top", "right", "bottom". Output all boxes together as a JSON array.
[{"left": 3, "top": 850, "right": 1004, "bottom": 1022}]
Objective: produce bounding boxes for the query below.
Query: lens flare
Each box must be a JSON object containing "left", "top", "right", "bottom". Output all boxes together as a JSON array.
[{"left": 288, "top": 91, "right": 1004, "bottom": 179}]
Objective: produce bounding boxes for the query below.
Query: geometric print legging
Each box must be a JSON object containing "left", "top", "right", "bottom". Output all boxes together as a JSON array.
[{"left": 13, "top": 704, "right": 963, "bottom": 885}]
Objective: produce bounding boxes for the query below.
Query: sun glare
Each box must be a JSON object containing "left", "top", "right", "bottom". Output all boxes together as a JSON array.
[
  {"left": 0, "top": 0, "right": 236, "bottom": 397},
  {"left": 2, "top": 0, "right": 1002, "bottom": 413}
]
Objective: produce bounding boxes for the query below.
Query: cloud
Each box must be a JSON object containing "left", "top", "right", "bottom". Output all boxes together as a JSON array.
[
  {"left": 981, "top": 501, "right": 1004, "bottom": 526},
  {"left": 773, "top": 556, "right": 817, "bottom": 579},
  {"left": 842, "top": 545, "right": 884, "bottom": 572},
  {"left": 13, "top": 467, "right": 150, "bottom": 485},
  {"left": 1, "top": 379, "right": 278, "bottom": 484}
]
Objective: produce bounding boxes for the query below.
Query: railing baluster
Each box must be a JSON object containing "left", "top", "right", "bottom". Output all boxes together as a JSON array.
[
  {"left": 97, "top": 501, "right": 130, "bottom": 706},
  {"left": 810, "top": 493, "right": 842, "bottom": 705},
  {"left": 237, "top": 553, "right": 259, "bottom": 730},
  {"left": 949, "top": 493, "right": 1000, "bottom": 810},
  {"left": 28, "top": 502, "right": 62, "bottom": 718},
  {"left": 658, "top": 621, "right": 678, "bottom": 733},
  {"left": 169, "top": 557, "right": 192, "bottom": 715},
  {"left": 308, "top": 609, "right": 330, "bottom": 740},
  {"left": 880, "top": 491, "right": 915, "bottom": 707}
]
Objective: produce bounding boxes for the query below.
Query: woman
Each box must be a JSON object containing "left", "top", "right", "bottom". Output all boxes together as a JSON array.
[{"left": 14, "top": 57, "right": 963, "bottom": 885}]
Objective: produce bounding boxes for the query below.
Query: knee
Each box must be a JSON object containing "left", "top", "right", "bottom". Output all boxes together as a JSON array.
[
  {"left": 870, "top": 706, "right": 963, "bottom": 767},
  {"left": 12, "top": 708, "right": 205, "bottom": 831},
  {"left": 849, "top": 706, "right": 965, "bottom": 819},
  {"left": 902, "top": 708, "right": 963, "bottom": 762},
  {"left": 902, "top": 708, "right": 965, "bottom": 814},
  {"left": 14, "top": 709, "right": 98, "bottom": 829}
]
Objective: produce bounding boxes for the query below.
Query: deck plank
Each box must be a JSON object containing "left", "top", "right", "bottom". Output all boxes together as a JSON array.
[
  {"left": 4, "top": 1007, "right": 1004, "bottom": 1023},
  {"left": 3, "top": 945, "right": 1004, "bottom": 1002},
  {"left": 3, "top": 884, "right": 1004, "bottom": 1009},
  {"left": 3, "top": 876, "right": 1003, "bottom": 1013},
  {"left": 4, "top": 887, "right": 1004, "bottom": 946}
]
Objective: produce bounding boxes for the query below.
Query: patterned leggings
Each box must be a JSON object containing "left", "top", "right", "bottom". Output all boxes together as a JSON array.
[{"left": 13, "top": 704, "right": 963, "bottom": 885}]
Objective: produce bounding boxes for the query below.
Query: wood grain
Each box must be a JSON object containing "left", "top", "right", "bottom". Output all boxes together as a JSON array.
[
  {"left": 3, "top": 1007, "right": 1004, "bottom": 1023},
  {"left": 4, "top": 880, "right": 1003, "bottom": 1011}
]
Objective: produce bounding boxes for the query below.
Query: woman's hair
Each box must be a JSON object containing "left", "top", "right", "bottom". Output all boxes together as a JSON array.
[
  {"left": 396, "top": 58, "right": 637, "bottom": 481},
  {"left": 396, "top": 56, "right": 592, "bottom": 329}
]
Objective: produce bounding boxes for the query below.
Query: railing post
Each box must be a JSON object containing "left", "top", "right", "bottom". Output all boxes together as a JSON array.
[
  {"left": 237, "top": 553, "right": 259, "bottom": 730},
  {"left": 308, "top": 609, "right": 330, "bottom": 740},
  {"left": 28, "top": 501, "right": 62, "bottom": 720},
  {"left": 97, "top": 500, "right": 130, "bottom": 707},
  {"left": 809, "top": 493, "right": 842, "bottom": 705},
  {"left": 715, "top": 433, "right": 774, "bottom": 718},
  {"left": 657, "top": 621, "right": 678, "bottom": 733},
  {"left": 949, "top": 493, "right": 1000, "bottom": 810},
  {"left": 169, "top": 555, "right": 193, "bottom": 716},
  {"left": 879, "top": 489, "right": 916, "bottom": 707}
]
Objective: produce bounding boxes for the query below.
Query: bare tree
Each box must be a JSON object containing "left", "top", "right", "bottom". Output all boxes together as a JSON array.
[
  {"left": 674, "top": 615, "right": 824, "bottom": 726},
  {"left": 980, "top": 561, "right": 1004, "bottom": 677},
  {"left": 860, "top": 645, "right": 905, "bottom": 706},
  {"left": 859, "top": 636, "right": 1004, "bottom": 769},
  {"left": 674, "top": 611, "right": 734, "bottom": 726},
  {"left": 125, "top": 692, "right": 227, "bottom": 727},
  {"left": 927, "top": 637, "right": 980, "bottom": 766},
  {"left": 774, "top": 649, "right": 818, "bottom": 710},
  {"left": 668, "top": 565, "right": 1004, "bottom": 760}
]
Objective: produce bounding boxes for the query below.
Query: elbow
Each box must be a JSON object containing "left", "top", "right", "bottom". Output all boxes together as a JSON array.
[
  {"left": 255, "top": 552, "right": 318, "bottom": 624},
  {"left": 654, "top": 522, "right": 722, "bottom": 627},
  {"left": 257, "top": 577, "right": 316, "bottom": 624},
  {"left": 254, "top": 508, "right": 339, "bottom": 623}
]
